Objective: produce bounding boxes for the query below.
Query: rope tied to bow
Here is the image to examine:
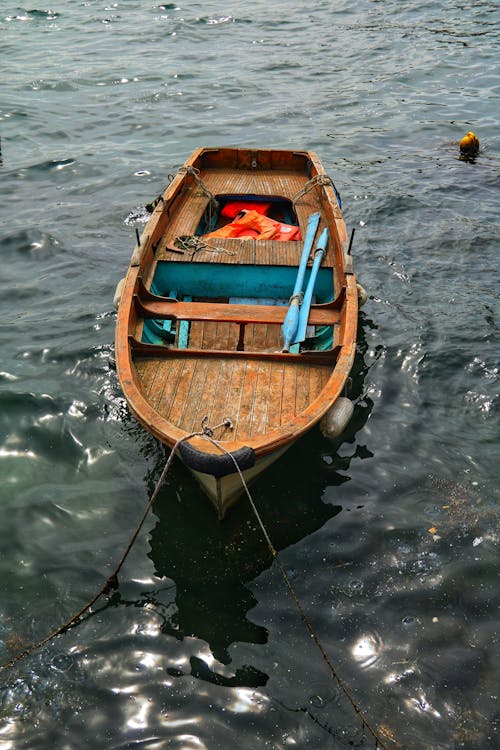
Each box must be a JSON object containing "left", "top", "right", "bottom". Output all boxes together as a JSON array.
[
  {"left": 0, "top": 418, "right": 391, "bottom": 749},
  {"left": 292, "top": 174, "right": 342, "bottom": 210},
  {"left": 177, "top": 165, "right": 220, "bottom": 230}
]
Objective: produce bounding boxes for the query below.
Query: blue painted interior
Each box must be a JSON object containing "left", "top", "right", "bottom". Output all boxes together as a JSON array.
[
  {"left": 151, "top": 262, "right": 334, "bottom": 302},
  {"left": 142, "top": 262, "right": 334, "bottom": 349}
]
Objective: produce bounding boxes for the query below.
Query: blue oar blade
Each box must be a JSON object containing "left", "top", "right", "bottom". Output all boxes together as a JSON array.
[
  {"left": 292, "top": 228, "right": 329, "bottom": 345},
  {"left": 281, "top": 300, "right": 300, "bottom": 352},
  {"left": 281, "top": 212, "right": 320, "bottom": 351}
]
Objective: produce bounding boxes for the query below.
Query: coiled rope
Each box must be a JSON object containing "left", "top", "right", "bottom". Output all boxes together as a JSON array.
[
  {"left": 0, "top": 419, "right": 390, "bottom": 749},
  {"left": 147, "top": 166, "right": 219, "bottom": 226},
  {"left": 174, "top": 234, "right": 235, "bottom": 258}
]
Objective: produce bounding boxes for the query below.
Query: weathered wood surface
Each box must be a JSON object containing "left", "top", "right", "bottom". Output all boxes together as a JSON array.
[
  {"left": 154, "top": 168, "right": 332, "bottom": 266},
  {"left": 133, "top": 355, "right": 331, "bottom": 442},
  {"left": 134, "top": 297, "right": 341, "bottom": 326},
  {"left": 115, "top": 146, "right": 358, "bottom": 460}
]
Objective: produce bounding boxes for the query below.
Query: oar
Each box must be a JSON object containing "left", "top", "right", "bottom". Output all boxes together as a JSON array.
[
  {"left": 292, "top": 227, "right": 329, "bottom": 345},
  {"left": 281, "top": 212, "right": 320, "bottom": 352}
]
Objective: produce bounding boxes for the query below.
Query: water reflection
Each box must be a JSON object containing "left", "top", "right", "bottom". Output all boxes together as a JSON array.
[{"left": 147, "top": 460, "right": 341, "bottom": 677}]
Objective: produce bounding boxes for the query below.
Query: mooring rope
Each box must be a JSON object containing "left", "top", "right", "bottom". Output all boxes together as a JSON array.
[
  {"left": 201, "top": 432, "right": 390, "bottom": 750},
  {"left": 0, "top": 422, "right": 228, "bottom": 674},
  {"left": 292, "top": 173, "right": 342, "bottom": 210},
  {"left": 0, "top": 419, "right": 391, "bottom": 748},
  {"left": 177, "top": 165, "right": 219, "bottom": 229}
]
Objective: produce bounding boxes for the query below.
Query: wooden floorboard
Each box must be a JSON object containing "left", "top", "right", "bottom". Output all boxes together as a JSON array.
[
  {"left": 186, "top": 358, "right": 222, "bottom": 433},
  {"left": 150, "top": 357, "right": 182, "bottom": 413},
  {"left": 134, "top": 354, "right": 331, "bottom": 441},
  {"left": 295, "top": 363, "right": 311, "bottom": 416},
  {"left": 250, "top": 362, "right": 272, "bottom": 437},
  {"left": 266, "top": 363, "right": 285, "bottom": 432},
  {"left": 232, "top": 360, "right": 259, "bottom": 441},
  {"left": 165, "top": 360, "right": 196, "bottom": 425},
  {"left": 175, "top": 359, "right": 208, "bottom": 432},
  {"left": 206, "top": 359, "right": 235, "bottom": 430},
  {"left": 136, "top": 359, "right": 160, "bottom": 399},
  {"left": 220, "top": 360, "right": 247, "bottom": 435},
  {"left": 280, "top": 364, "right": 298, "bottom": 426}
]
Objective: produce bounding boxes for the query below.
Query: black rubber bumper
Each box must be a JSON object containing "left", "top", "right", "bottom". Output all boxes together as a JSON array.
[{"left": 178, "top": 441, "right": 256, "bottom": 478}]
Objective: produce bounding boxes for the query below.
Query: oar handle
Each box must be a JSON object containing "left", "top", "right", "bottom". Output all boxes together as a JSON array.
[
  {"left": 282, "top": 212, "right": 320, "bottom": 351},
  {"left": 291, "top": 212, "right": 320, "bottom": 296},
  {"left": 292, "top": 228, "right": 328, "bottom": 345}
]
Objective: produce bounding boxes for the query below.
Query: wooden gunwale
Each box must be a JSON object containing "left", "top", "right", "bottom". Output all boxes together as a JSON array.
[{"left": 115, "top": 147, "right": 358, "bottom": 460}]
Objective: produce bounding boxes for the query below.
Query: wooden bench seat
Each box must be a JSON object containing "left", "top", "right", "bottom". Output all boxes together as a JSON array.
[{"left": 134, "top": 296, "right": 341, "bottom": 327}]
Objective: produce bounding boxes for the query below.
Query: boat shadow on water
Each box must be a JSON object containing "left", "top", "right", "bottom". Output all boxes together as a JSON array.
[{"left": 112, "top": 313, "right": 375, "bottom": 688}]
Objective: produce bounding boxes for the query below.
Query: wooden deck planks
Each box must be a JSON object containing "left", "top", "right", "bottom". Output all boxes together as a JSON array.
[
  {"left": 244, "top": 323, "right": 282, "bottom": 352},
  {"left": 280, "top": 364, "right": 299, "bottom": 426},
  {"left": 186, "top": 321, "right": 239, "bottom": 350},
  {"left": 232, "top": 359, "right": 259, "bottom": 440},
  {"left": 164, "top": 359, "right": 197, "bottom": 425},
  {"left": 205, "top": 359, "right": 236, "bottom": 433},
  {"left": 149, "top": 358, "right": 183, "bottom": 414},
  {"left": 134, "top": 354, "right": 330, "bottom": 441},
  {"left": 295, "top": 361, "right": 311, "bottom": 416},
  {"left": 175, "top": 359, "right": 211, "bottom": 432},
  {"left": 249, "top": 361, "right": 272, "bottom": 437},
  {"left": 135, "top": 359, "right": 161, "bottom": 400},
  {"left": 217, "top": 359, "right": 247, "bottom": 436},
  {"left": 185, "top": 358, "right": 224, "bottom": 433},
  {"left": 266, "top": 363, "right": 285, "bottom": 432}
]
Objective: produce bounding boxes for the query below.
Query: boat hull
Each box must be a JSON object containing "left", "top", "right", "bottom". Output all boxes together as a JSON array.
[
  {"left": 115, "top": 146, "right": 358, "bottom": 517},
  {"left": 189, "top": 444, "right": 292, "bottom": 519}
]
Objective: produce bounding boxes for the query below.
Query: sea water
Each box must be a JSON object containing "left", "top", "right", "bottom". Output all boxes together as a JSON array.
[{"left": 0, "top": 2, "right": 498, "bottom": 748}]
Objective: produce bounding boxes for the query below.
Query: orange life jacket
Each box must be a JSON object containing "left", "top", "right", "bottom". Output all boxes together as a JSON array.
[{"left": 205, "top": 209, "right": 301, "bottom": 242}]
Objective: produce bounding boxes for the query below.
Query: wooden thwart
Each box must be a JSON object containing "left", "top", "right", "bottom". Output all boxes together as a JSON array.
[
  {"left": 129, "top": 336, "right": 341, "bottom": 365},
  {"left": 133, "top": 295, "right": 342, "bottom": 327}
]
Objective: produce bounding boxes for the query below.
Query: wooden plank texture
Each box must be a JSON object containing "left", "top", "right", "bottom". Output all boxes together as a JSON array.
[{"left": 134, "top": 355, "right": 330, "bottom": 441}]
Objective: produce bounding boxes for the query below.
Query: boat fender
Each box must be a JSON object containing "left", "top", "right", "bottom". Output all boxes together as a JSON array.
[
  {"left": 357, "top": 282, "right": 368, "bottom": 307},
  {"left": 178, "top": 441, "right": 256, "bottom": 478},
  {"left": 113, "top": 277, "right": 126, "bottom": 310},
  {"left": 320, "top": 397, "right": 354, "bottom": 439}
]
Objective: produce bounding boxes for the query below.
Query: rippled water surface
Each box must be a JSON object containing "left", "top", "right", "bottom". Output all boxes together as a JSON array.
[{"left": 0, "top": 2, "right": 498, "bottom": 748}]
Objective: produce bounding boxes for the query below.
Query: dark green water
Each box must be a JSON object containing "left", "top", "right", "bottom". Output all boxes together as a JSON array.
[{"left": 0, "top": 2, "right": 498, "bottom": 748}]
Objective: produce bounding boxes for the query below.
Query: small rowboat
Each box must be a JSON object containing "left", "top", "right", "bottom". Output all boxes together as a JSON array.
[{"left": 115, "top": 147, "right": 358, "bottom": 518}]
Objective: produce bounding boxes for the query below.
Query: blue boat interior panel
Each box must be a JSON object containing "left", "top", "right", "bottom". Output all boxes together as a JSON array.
[
  {"left": 141, "top": 263, "right": 335, "bottom": 349},
  {"left": 151, "top": 262, "right": 334, "bottom": 303}
]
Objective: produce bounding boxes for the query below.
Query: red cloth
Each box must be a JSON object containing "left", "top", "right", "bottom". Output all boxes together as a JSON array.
[{"left": 221, "top": 201, "right": 272, "bottom": 219}]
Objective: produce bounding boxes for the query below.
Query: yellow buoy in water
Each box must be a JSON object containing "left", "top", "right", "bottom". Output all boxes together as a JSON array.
[{"left": 459, "top": 131, "right": 479, "bottom": 156}]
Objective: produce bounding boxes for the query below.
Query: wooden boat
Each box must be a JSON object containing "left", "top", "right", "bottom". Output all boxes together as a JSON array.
[{"left": 115, "top": 147, "right": 358, "bottom": 518}]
